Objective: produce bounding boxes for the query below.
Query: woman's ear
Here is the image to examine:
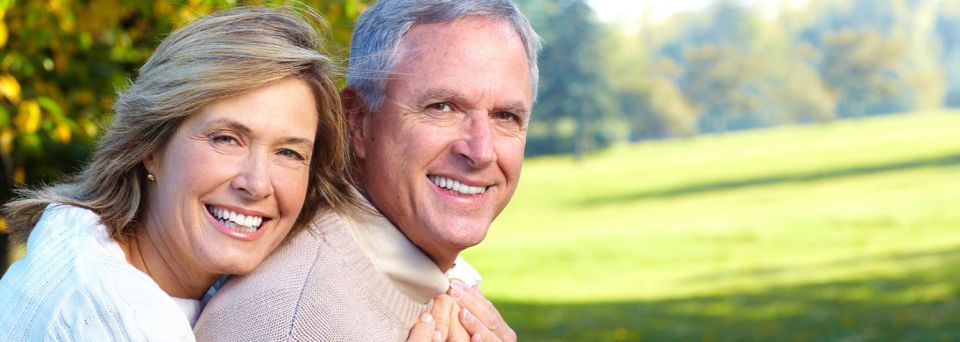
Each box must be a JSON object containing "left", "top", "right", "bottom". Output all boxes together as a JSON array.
[
  {"left": 341, "top": 87, "right": 369, "bottom": 160},
  {"left": 142, "top": 149, "right": 161, "bottom": 179}
]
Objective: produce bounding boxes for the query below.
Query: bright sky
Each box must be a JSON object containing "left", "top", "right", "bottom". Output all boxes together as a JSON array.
[{"left": 587, "top": 0, "right": 813, "bottom": 30}]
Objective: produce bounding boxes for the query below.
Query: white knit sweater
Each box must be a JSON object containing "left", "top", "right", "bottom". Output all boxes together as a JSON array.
[{"left": 0, "top": 205, "right": 196, "bottom": 341}]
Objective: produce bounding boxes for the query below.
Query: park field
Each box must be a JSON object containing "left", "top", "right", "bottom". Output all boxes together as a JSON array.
[{"left": 463, "top": 110, "right": 960, "bottom": 341}]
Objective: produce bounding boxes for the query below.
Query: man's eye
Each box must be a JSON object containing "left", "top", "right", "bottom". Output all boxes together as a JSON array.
[
  {"left": 495, "top": 111, "right": 521, "bottom": 124},
  {"left": 426, "top": 102, "right": 453, "bottom": 112}
]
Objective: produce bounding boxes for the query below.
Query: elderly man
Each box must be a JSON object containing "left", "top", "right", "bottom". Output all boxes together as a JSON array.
[{"left": 194, "top": 0, "right": 539, "bottom": 340}]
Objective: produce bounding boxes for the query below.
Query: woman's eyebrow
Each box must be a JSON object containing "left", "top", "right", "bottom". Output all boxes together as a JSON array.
[{"left": 205, "top": 118, "right": 313, "bottom": 147}]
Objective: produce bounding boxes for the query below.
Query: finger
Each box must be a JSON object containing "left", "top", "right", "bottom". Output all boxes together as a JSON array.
[
  {"left": 471, "top": 283, "right": 484, "bottom": 296},
  {"left": 449, "top": 280, "right": 498, "bottom": 331},
  {"left": 430, "top": 295, "right": 456, "bottom": 341},
  {"left": 447, "top": 302, "right": 470, "bottom": 342},
  {"left": 454, "top": 282, "right": 516, "bottom": 342},
  {"left": 459, "top": 308, "right": 501, "bottom": 342},
  {"left": 406, "top": 312, "right": 442, "bottom": 342}
]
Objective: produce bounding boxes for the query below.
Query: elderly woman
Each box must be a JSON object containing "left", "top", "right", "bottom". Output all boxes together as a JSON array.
[{"left": 0, "top": 7, "right": 355, "bottom": 340}]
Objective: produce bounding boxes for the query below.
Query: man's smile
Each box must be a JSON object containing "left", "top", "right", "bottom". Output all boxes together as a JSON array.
[{"left": 428, "top": 175, "right": 490, "bottom": 196}]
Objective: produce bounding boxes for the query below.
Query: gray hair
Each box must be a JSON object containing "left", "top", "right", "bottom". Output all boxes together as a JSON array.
[
  {"left": 346, "top": 0, "right": 541, "bottom": 111},
  {"left": 6, "top": 7, "right": 355, "bottom": 243}
]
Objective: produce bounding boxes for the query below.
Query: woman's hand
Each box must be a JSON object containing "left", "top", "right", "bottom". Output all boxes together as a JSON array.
[
  {"left": 406, "top": 312, "right": 440, "bottom": 342},
  {"left": 447, "top": 279, "right": 517, "bottom": 342},
  {"left": 408, "top": 294, "right": 471, "bottom": 342}
]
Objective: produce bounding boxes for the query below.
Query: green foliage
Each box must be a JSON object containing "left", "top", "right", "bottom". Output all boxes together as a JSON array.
[
  {"left": 820, "top": 29, "right": 907, "bottom": 117},
  {"left": 680, "top": 44, "right": 765, "bottom": 132},
  {"left": 603, "top": 32, "right": 697, "bottom": 141},
  {"left": 464, "top": 110, "right": 960, "bottom": 340},
  {"left": 937, "top": 0, "right": 960, "bottom": 106},
  {"left": 523, "top": 0, "right": 621, "bottom": 159}
]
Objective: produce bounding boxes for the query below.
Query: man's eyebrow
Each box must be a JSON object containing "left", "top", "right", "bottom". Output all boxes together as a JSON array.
[
  {"left": 497, "top": 103, "right": 529, "bottom": 116},
  {"left": 417, "top": 88, "right": 530, "bottom": 115},
  {"left": 417, "top": 88, "right": 469, "bottom": 105}
]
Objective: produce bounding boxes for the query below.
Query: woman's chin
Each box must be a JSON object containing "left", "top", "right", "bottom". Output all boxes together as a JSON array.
[{"left": 204, "top": 255, "right": 261, "bottom": 276}]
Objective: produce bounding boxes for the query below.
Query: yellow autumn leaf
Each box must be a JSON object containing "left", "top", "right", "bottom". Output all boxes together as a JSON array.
[
  {"left": 55, "top": 123, "right": 71, "bottom": 144},
  {"left": 0, "top": 20, "right": 7, "bottom": 48},
  {"left": 0, "top": 128, "right": 12, "bottom": 153},
  {"left": 15, "top": 100, "right": 41, "bottom": 133},
  {"left": 47, "top": 0, "right": 62, "bottom": 12},
  {"left": 0, "top": 74, "right": 20, "bottom": 103},
  {"left": 81, "top": 120, "right": 98, "bottom": 138},
  {"left": 13, "top": 166, "right": 24, "bottom": 184}
]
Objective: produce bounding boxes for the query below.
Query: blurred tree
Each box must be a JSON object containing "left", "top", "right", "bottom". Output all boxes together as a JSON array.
[
  {"left": 522, "top": 0, "right": 621, "bottom": 159},
  {"left": 604, "top": 35, "right": 696, "bottom": 141},
  {"left": 763, "top": 44, "right": 837, "bottom": 124},
  {"left": 660, "top": 0, "right": 763, "bottom": 62},
  {"left": 680, "top": 44, "right": 765, "bottom": 133},
  {"left": 937, "top": 0, "right": 960, "bottom": 107},
  {"left": 819, "top": 29, "right": 906, "bottom": 117},
  {"left": 660, "top": 0, "right": 774, "bottom": 133},
  {"left": 800, "top": 0, "right": 944, "bottom": 115},
  {"left": 0, "top": 0, "right": 369, "bottom": 274}
]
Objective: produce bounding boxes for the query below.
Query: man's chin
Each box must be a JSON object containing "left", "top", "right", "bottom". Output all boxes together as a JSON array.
[{"left": 438, "top": 226, "right": 490, "bottom": 250}]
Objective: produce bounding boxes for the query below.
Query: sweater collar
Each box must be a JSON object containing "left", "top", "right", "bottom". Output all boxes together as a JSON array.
[{"left": 342, "top": 194, "right": 460, "bottom": 304}]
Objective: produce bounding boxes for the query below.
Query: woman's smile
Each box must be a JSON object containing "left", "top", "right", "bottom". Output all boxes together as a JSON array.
[{"left": 205, "top": 204, "right": 271, "bottom": 240}]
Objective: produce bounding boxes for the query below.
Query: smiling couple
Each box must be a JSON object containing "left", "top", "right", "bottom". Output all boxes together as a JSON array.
[{"left": 0, "top": 0, "right": 538, "bottom": 341}]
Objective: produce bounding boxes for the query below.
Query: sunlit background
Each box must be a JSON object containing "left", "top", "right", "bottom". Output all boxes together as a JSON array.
[{"left": 1, "top": 0, "right": 959, "bottom": 340}]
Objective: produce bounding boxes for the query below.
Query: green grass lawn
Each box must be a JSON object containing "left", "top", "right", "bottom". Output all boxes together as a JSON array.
[{"left": 463, "top": 110, "right": 960, "bottom": 341}]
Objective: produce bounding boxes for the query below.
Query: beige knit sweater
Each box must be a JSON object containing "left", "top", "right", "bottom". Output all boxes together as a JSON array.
[{"left": 193, "top": 212, "right": 430, "bottom": 341}]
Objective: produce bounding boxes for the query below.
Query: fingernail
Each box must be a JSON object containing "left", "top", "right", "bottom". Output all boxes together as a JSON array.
[
  {"left": 433, "top": 330, "right": 443, "bottom": 342},
  {"left": 449, "top": 284, "right": 463, "bottom": 298},
  {"left": 420, "top": 312, "right": 434, "bottom": 323},
  {"left": 451, "top": 278, "right": 466, "bottom": 290},
  {"left": 461, "top": 308, "right": 474, "bottom": 323}
]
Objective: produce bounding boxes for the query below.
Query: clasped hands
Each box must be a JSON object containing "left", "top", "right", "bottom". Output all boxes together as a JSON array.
[{"left": 407, "top": 279, "right": 516, "bottom": 342}]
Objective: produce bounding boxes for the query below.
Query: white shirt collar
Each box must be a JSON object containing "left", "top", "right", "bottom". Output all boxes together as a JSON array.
[{"left": 342, "top": 195, "right": 482, "bottom": 303}]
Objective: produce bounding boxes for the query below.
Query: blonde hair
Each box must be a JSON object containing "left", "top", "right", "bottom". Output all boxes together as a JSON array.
[{"left": 5, "top": 7, "right": 354, "bottom": 243}]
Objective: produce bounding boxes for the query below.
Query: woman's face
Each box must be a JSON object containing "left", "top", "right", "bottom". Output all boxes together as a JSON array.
[{"left": 143, "top": 77, "right": 318, "bottom": 277}]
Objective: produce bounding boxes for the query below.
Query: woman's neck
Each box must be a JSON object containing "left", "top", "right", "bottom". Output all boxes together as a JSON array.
[{"left": 120, "top": 227, "right": 216, "bottom": 300}]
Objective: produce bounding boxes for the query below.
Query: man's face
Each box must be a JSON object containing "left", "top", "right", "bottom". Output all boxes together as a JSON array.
[{"left": 350, "top": 16, "right": 532, "bottom": 267}]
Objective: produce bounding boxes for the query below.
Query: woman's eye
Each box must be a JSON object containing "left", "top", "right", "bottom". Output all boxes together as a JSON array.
[
  {"left": 426, "top": 102, "right": 453, "bottom": 113},
  {"left": 278, "top": 149, "right": 306, "bottom": 161},
  {"left": 211, "top": 134, "right": 239, "bottom": 145}
]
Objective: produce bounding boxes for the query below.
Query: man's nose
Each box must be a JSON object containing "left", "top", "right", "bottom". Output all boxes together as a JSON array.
[
  {"left": 231, "top": 151, "right": 273, "bottom": 200},
  {"left": 453, "top": 116, "right": 496, "bottom": 168}
]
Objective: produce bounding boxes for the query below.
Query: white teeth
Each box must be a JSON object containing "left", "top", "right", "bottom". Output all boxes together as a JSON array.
[
  {"left": 207, "top": 205, "right": 264, "bottom": 231},
  {"left": 429, "top": 176, "right": 487, "bottom": 195}
]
